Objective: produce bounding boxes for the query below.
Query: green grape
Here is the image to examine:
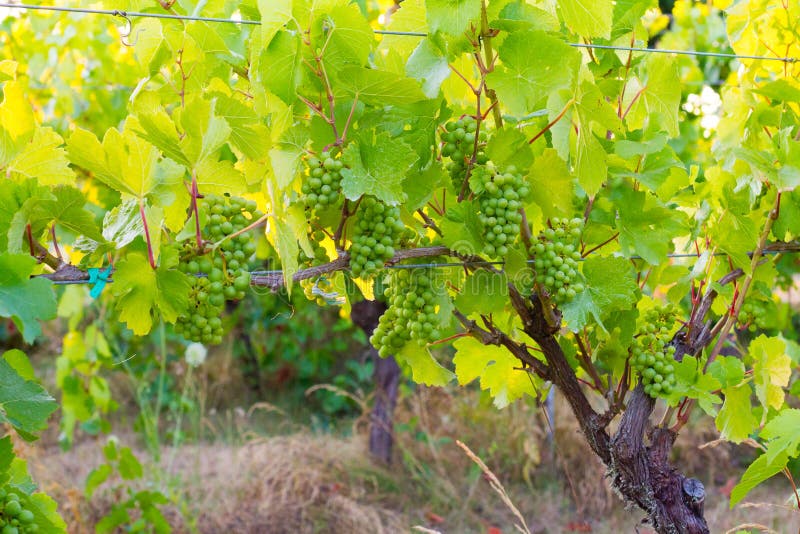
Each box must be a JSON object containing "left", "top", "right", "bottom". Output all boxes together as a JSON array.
[
  {"left": 301, "top": 150, "right": 346, "bottom": 213},
  {"left": 631, "top": 306, "right": 679, "bottom": 399},
  {"left": 530, "top": 217, "right": 584, "bottom": 305},
  {"left": 440, "top": 116, "right": 489, "bottom": 189},
  {"left": 349, "top": 196, "right": 404, "bottom": 279},
  {"left": 174, "top": 194, "right": 260, "bottom": 345},
  {"left": 299, "top": 230, "right": 329, "bottom": 267},
  {"left": 737, "top": 299, "right": 769, "bottom": 332},
  {"left": 370, "top": 267, "right": 442, "bottom": 356},
  {"left": 474, "top": 162, "right": 530, "bottom": 258}
]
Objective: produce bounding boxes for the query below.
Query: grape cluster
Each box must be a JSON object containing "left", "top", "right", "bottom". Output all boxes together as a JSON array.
[
  {"left": 174, "top": 195, "right": 258, "bottom": 344},
  {"left": 0, "top": 488, "right": 38, "bottom": 533},
  {"left": 299, "top": 230, "right": 329, "bottom": 267},
  {"left": 349, "top": 197, "right": 405, "bottom": 278},
  {"left": 440, "top": 117, "right": 488, "bottom": 189},
  {"left": 301, "top": 150, "right": 345, "bottom": 212},
  {"left": 370, "top": 268, "right": 441, "bottom": 357},
  {"left": 737, "top": 300, "right": 768, "bottom": 331},
  {"left": 632, "top": 307, "right": 678, "bottom": 398},
  {"left": 530, "top": 218, "right": 584, "bottom": 305},
  {"left": 475, "top": 163, "right": 530, "bottom": 257}
]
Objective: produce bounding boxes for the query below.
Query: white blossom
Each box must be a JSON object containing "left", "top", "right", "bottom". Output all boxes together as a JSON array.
[{"left": 184, "top": 342, "right": 207, "bottom": 368}]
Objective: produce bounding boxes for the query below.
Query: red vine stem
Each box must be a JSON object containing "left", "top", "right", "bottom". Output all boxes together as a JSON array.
[
  {"left": 191, "top": 171, "right": 204, "bottom": 250},
  {"left": 529, "top": 99, "right": 575, "bottom": 145},
  {"left": 139, "top": 200, "right": 157, "bottom": 269}
]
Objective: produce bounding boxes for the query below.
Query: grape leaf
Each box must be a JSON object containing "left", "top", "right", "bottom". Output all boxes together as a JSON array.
[
  {"left": 396, "top": 343, "right": 454, "bottom": 387},
  {"left": 625, "top": 54, "right": 681, "bottom": 137},
  {"left": 0, "top": 358, "right": 57, "bottom": 439},
  {"left": 439, "top": 201, "right": 485, "bottom": 257},
  {"left": 754, "top": 79, "right": 800, "bottom": 102},
  {"left": 269, "top": 124, "right": 309, "bottom": 190},
  {"left": 528, "top": 149, "right": 575, "bottom": 220},
  {"left": 561, "top": 256, "right": 639, "bottom": 332},
  {"left": 8, "top": 186, "right": 103, "bottom": 253},
  {"left": 336, "top": 67, "right": 428, "bottom": 106},
  {"left": 485, "top": 128, "right": 533, "bottom": 172},
  {"left": 405, "top": 39, "right": 451, "bottom": 98},
  {"left": 615, "top": 188, "right": 687, "bottom": 265},
  {"left": 487, "top": 30, "right": 580, "bottom": 117},
  {"left": 256, "top": 0, "right": 293, "bottom": 45},
  {"left": 213, "top": 93, "right": 270, "bottom": 160},
  {"left": 404, "top": 164, "right": 447, "bottom": 212},
  {"left": 455, "top": 271, "right": 508, "bottom": 315},
  {"left": 715, "top": 384, "right": 758, "bottom": 444},
  {"left": 133, "top": 19, "right": 171, "bottom": 76},
  {"left": 177, "top": 97, "right": 232, "bottom": 166},
  {"left": 256, "top": 29, "right": 302, "bottom": 105},
  {"left": 85, "top": 464, "right": 112, "bottom": 500},
  {"left": 340, "top": 132, "right": 419, "bottom": 205},
  {"left": 666, "top": 356, "right": 721, "bottom": 414},
  {"left": 491, "top": 1, "right": 559, "bottom": 32},
  {"left": 132, "top": 98, "right": 189, "bottom": 167},
  {"left": 0, "top": 254, "right": 57, "bottom": 343},
  {"left": 708, "top": 355, "right": 746, "bottom": 388},
  {"left": 761, "top": 408, "right": 800, "bottom": 465},
  {"left": 3, "top": 349, "right": 35, "bottom": 382},
  {"left": 310, "top": 3, "right": 374, "bottom": 70},
  {"left": 452, "top": 337, "right": 536, "bottom": 408},
  {"left": 0, "top": 81, "right": 35, "bottom": 164},
  {"left": 110, "top": 248, "right": 191, "bottom": 335},
  {"left": 194, "top": 157, "right": 248, "bottom": 196},
  {"left": 0, "top": 178, "right": 46, "bottom": 251},
  {"left": 270, "top": 216, "right": 299, "bottom": 293},
  {"left": 5, "top": 127, "right": 74, "bottom": 186},
  {"left": 751, "top": 335, "right": 791, "bottom": 413},
  {"left": 730, "top": 450, "right": 788, "bottom": 507},
  {"left": 426, "top": 0, "right": 480, "bottom": 37},
  {"left": 558, "top": 0, "right": 613, "bottom": 38}
]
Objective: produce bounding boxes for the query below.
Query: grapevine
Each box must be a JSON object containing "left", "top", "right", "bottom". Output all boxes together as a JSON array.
[
  {"left": 475, "top": 163, "right": 530, "bottom": 258},
  {"left": 0, "top": 488, "right": 38, "bottom": 533},
  {"left": 631, "top": 307, "right": 679, "bottom": 398},
  {"left": 299, "top": 230, "right": 329, "bottom": 267},
  {"left": 737, "top": 299, "right": 768, "bottom": 331},
  {"left": 440, "top": 117, "right": 488, "bottom": 189},
  {"left": 301, "top": 150, "right": 345, "bottom": 213},
  {"left": 530, "top": 218, "right": 584, "bottom": 305},
  {"left": 174, "top": 194, "right": 258, "bottom": 344},
  {"left": 348, "top": 197, "right": 405, "bottom": 279},
  {"left": 370, "top": 267, "right": 441, "bottom": 357}
]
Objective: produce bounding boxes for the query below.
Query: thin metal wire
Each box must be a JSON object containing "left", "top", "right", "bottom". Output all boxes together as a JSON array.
[
  {"left": 568, "top": 43, "right": 798, "bottom": 63},
  {"left": 1, "top": 3, "right": 798, "bottom": 64},
  {"left": 0, "top": 3, "right": 261, "bottom": 24}
]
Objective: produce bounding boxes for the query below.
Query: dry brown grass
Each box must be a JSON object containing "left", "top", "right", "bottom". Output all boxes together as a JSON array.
[{"left": 15, "top": 385, "right": 800, "bottom": 533}]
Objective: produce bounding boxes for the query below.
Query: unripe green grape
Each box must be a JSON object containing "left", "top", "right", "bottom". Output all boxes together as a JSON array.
[
  {"left": 371, "top": 267, "right": 444, "bottom": 355},
  {"left": 631, "top": 306, "right": 679, "bottom": 398},
  {"left": 348, "top": 197, "right": 404, "bottom": 279},
  {"left": 302, "top": 150, "right": 346, "bottom": 213},
  {"left": 529, "top": 217, "right": 584, "bottom": 305},
  {"left": 174, "top": 194, "right": 259, "bottom": 345}
]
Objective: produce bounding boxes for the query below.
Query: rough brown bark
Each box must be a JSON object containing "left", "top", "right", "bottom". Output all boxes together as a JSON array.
[
  {"left": 507, "top": 286, "right": 709, "bottom": 533},
  {"left": 351, "top": 299, "right": 400, "bottom": 464}
]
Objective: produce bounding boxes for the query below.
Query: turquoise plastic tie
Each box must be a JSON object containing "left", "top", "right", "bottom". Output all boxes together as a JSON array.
[{"left": 88, "top": 265, "right": 113, "bottom": 299}]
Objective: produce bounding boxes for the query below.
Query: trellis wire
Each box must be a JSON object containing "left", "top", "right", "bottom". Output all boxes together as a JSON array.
[
  {"left": 45, "top": 249, "right": 795, "bottom": 285},
  {"left": 1, "top": 3, "right": 798, "bottom": 63}
]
